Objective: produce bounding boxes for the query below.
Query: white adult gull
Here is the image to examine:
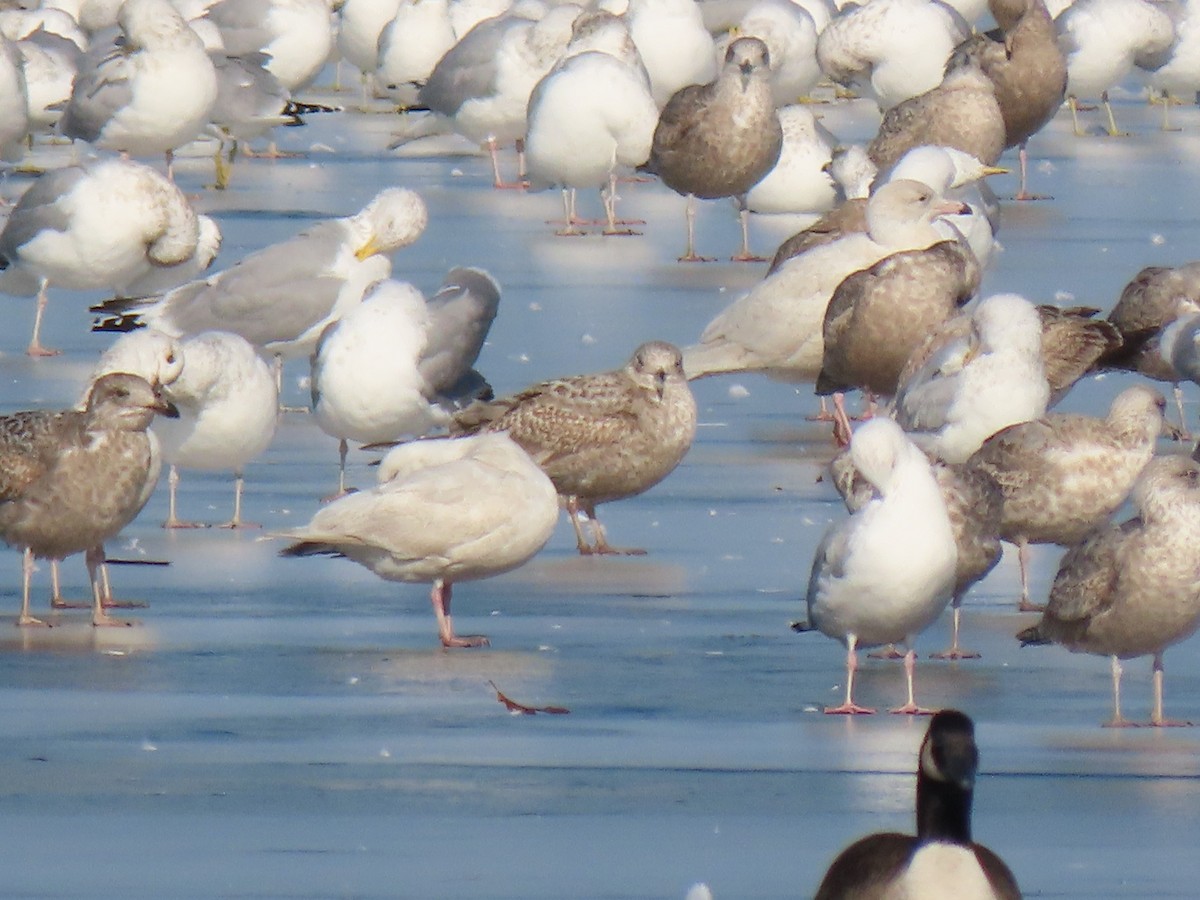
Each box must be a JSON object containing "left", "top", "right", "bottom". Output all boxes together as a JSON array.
[
  {"left": 277, "top": 433, "right": 559, "bottom": 648},
  {"left": 796, "top": 417, "right": 958, "bottom": 714}
]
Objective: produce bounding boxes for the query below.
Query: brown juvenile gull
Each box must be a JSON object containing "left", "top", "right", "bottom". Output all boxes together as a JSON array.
[
  {"left": 831, "top": 445, "right": 1003, "bottom": 660},
  {"left": 946, "top": 0, "right": 1068, "bottom": 199},
  {"left": 814, "top": 710, "right": 1022, "bottom": 900},
  {"left": 452, "top": 341, "right": 697, "bottom": 556},
  {"left": 1105, "top": 262, "right": 1200, "bottom": 432},
  {"left": 0, "top": 373, "right": 179, "bottom": 627},
  {"left": 866, "top": 64, "right": 1007, "bottom": 172},
  {"left": 683, "top": 180, "right": 970, "bottom": 386},
  {"left": 642, "top": 36, "right": 783, "bottom": 262},
  {"left": 966, "top": 384, "right": 1166, "bottom": 612},
  {"left": 817, "top": 235, "right": 981, "bottom": 436},
  {"left": 1018, "top": 454, "right": 1200, "bottom": 727},
  {"left": 277, "top": 433, "right": 558, "bottom": 648}
]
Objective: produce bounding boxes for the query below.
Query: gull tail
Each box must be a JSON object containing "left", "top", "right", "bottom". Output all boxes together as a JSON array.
[
  {"left": 278, "top": 540, "right": 345, "bottom": 559},
  {"left": 91, "top": 314, "right": 147, "bottom": 333},
  {"left": 1016, "top": 624, "right": 1049, "bottom": 646}
]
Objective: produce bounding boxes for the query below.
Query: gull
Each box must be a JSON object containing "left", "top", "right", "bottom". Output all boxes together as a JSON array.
[
  {"left": 0, "top": 157, "right": 202, "bottom": 357},
  {"left": 376, "top": 0, "right": 457, "bottom": 108},
  {"left": 814, "top": 710, "right": 1022, "bottom": 899},
  {"left": 60, "top": 0, "right": 219, "bottom": 175},
  {"left": 796, "top": 418, "right": 958, "bottom": 714},
  {"left": 277, "top": 433, "right": 559, "bottom": 648},
  {"left": 203, "top": 0, "right": 335, "bottom": 92},
  {"left": 90, "top": 188, "right": 429, "bottom": 363},
  {"left": 1018, "top": 454, "right": 1200, "bottom": 726},
  {"left": 966, "top": 384, "right": 1165, "bottom": 611},
  {"left": 683, "top": 179, "right": 970, "bottom": 385},
  {"left": 0, "top": 374, "right": 179, "bottom": 627},
  {"left": 452, "top": 341, "right": 696, "bottom": 556},
  {"left": 743, "top": 104, "right": 839, "bottom": 218},
  {"left": 625, "top": 0, "right": 716, "bottom": 106},
  {"left": 642, "top": 36, "right": 783, "bottom": 261},
  {"left": 713, "top": 0, "right": 821, "bottom": 106}
]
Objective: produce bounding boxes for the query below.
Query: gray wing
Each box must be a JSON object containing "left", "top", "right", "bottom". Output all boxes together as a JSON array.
[
  {"left": 0, "top": 167, "right": 86, "bottom": 260},
  {"left": 418, "top": 18, "right": 510, "bottom": 116},
  {"left": 418, "top": 267, "right": 500, "bottom": 396},
  {"left": 60, "top": 36, "right": 133, "bottom": 142}
]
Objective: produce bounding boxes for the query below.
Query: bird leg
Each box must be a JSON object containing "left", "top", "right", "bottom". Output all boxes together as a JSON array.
[
  {"left": 17, "top": 547, "right": 48, "bottom": 627},
  {"left": 86, "top": 546, "right": 133, "bottom": 627},
  {"left": 216, "top": 473, "right": 259, "bottom": 529},
  {"left": 867, "top": 642, "right": 905, "bottom": 659},
  {"left": 825, "top": 635, "right": 875, "bottom": 714},
  {"left": 323, "top": 440, "right": 354, "bottom": 503},
  {"left": 930, "top": 597, "right": 980, "bottom": 660},
  {"left": 831, "top": 393, "right": 854, "bottom": 447},
  {"left": 577, "top": 500, "right": 646, "bottom": 556},
  {"left": 551, "top": 188, "right": 587, "bottom": 236},
  {"left": 1013, "top": 142, "right": 1050, "bottom": 202},
  {"left": 677, "top": 196, "right": 714, "bottom": 262},
  {"left": 486, "top": 137, "right": 527, "bottom": 190},
  {"left": 27, "top": 278, "right": 60, "bottom": 357},
  {"left": 1016, "top": 539, "right": 1044, "bottom": 612},
  {"left": 1103, "top": 656, "right": 1135, "bottom": 727},
  {"left": 1101, "top": 91, "right": 1127, "bottom": 137},
  {"left": 164, "top": 465, "right": 207, "bottom": 528},
  {"left": 1149, "top": 652, "right": 1192, "bottom": 727},
  {"left": 730, "top": 206, "right": 766, "bottom": 263},
  {"left": 430, "top": 579, "right": 488, "bottom": 648},
  {"left": 890, "top": 647, "right": 934, "bottom": 715},
  {"left": 600, "top": 175, "right": 643, "bottom": 235}
]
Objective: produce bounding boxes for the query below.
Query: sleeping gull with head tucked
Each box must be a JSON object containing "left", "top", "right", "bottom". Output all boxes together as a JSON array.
[
  {"left": 796, "top": 417, "right": 958, "bottom": 714},
  {"left": 278, "top": 432, "right": 559, "bottom": 648}
]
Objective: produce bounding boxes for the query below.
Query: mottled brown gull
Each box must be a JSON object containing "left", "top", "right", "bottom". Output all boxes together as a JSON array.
[
  {"left": 1018, "top": 454, "right": 1200, "bottom": 727},
  {"left": 814, "top": 711, "right": 1022, "bottom": 900},
  {"left": 642, "top": 37, "right": 783, "bottom": 261},
  {"left": 683, "top": 180, "right": 969, "bottom": 385},
  {"left": 277, "top": 433, "right": 558, "bottom": 648},
  {"left": 0, "top": 374, "right": 178, "bottom": 627},
  {"left": 946, "top": 0, "right": 1067, "bottom": 199},
  {"left": 967, "top": 384, "right": 1165, "bottom": 611},
  {"left": 866, "top": 64, "right": 1006, "bottom": 172},
  {"left": 831, "top": 449, "right": 1003, "bottom": 660},
  {"left": 796, "top": 418, "right": 958, "bottom": 715},
  {"left": 452, "top": 342, "right": 696, "bottom": 556}
]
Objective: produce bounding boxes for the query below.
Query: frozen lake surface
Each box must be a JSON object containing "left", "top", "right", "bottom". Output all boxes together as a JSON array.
[{"left": 3, "top": 78, "right": 1200, "bottom": 898}]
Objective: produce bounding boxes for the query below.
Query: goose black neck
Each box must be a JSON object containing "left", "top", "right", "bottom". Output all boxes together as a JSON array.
[{"left": 916, "top": 767, "right": 973, "bottom": 845}]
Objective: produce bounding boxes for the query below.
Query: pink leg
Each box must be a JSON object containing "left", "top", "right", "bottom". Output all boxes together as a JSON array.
[
  {"left": 600, "top": 175, "right": 643, "bottom": 235},
  {"left": 27, "top": 279, "right": 60, "bottom": 357},
  {"left": 165, "top": 465, "right": 206, "bottom": 528},
  {"left": 430, "top": 579, "right": 488, "bottom": 648},
  {"left": 217, "top": 473, "right": 259, "bottom": 529},
  {"left": 890, "top": 647, "right": 934, "bottom": 715},
  {"left": 730, "top": 207, "right": 766, "bottom": 262},
  {"left": 825, "top": 635, "right": 875, "bottom": 714},
  {"left": 1103, "top": 656, "right": 1136, "bottom": 727},
  {"left": 17, "top": 547, "right": 47, "bottom": 626},
  {"left": 87, "top": 546, "right": 133, "bottom": 627},
  {"left": 831, "top": 393, "right": 853, "bottom": 447},
  {"left": 678, "top": 196, "right": 714, "bottom": 262},
  {"left": 487, "top": 137, "right": 527, "bottom": 190},
  {"left": 930, "top": 598, "right": 980, "bottom": 660},
  {"left": 580, "top": 501, "right": 645, "bottom": 556},
  {"left": 1017, "top": 540, "right": 1043, "bottom": 612}
]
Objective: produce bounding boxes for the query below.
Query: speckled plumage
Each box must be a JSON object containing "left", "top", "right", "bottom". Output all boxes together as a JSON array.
[
  {"left": 1106, "top": 263, "right": 1200, "bottom": 384},
  {"left": 453, "top": 341, "right": 696, "bottom": 555},
  {"left": 0, "top": 373, "right": 177, "bottom": 626},
  {"left": 867, "top": 65, "right": 1006, "bottom": 171},
  {"left": 1018, "top": 455, "right": 1200, "bottom": 725}
]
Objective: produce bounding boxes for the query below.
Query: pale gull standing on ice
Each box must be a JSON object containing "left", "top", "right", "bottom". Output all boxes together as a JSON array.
[
  {"left": 830, "top": 449, "right": 1004, "bottom": 660},
  {"left": 966, "top": 384, "right": 1165, "bottom": 611},
  {"left": 60, "top": 0, "right": 219, "bottom": 174},
  {"left": 153, "top": 331, "right": 279, "bottom": 528},
  {"left": 0, "top": 157, "right": 202, "bottom": 357},
  {"left": 0, "top": 374, "right": 179, "bottom": 627},
  {"left": 894, "top": 292, "right": 1050, "bottom": 465},
  {"left": 90, "top": 188, "right": 429, "bottom": 367},
  {"left": 795, "top": 418, "right": 958, "bottom": 714},
  {"left": 641, "top": 36, "right": 783, "bottom": 261},
  {"left": 452, "top": 341, "right": 696, "bottom": 556},
  {"left": 743, "top": 104, "right": 839, "bottom": 218},
  {"left": 1018, "top": 454, "right": 1200, "bottom": 727},
  {"left": 815, "top": 0, "right": 971, "bottom": 110},
  {"left": 277, "top": 433, "right": 559, "bottom": 648},
  {"left": 683, "top": 180, "right": 969, "bottom": 386}
]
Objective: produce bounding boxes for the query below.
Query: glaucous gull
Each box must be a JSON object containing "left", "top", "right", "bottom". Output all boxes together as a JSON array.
[
  {"left": 277, "top": 433, "right": 559, "bottom": 648},
  {"left": 0, "top": 158, "right": 201, "bottom": 357},
  {"left": 1018, "top": 454, "right": 1200, "bottom": 726},
  {"left": 683, "top": 179, "right": 969, "bottom": 385},
  {"left": 0, "top": 374, "right": 178, "bottom": 627},
  {"left": 813, "top": 710, "right": 1022, "bottom": 899},
  {"left": 795, "top": 417, "right": 958, "bottom": 714},
  {"left": 452, "top": 341, "right": 696, "bottom": 556},
  {"left": 642, "top": 36, "right": 783, "bottom": 261},
  {"left": 966, "top": 384, "right": 1165, "bottom": 611},
  {"left": 894, "top": 292, "right": 1050, "bottom": 465}
]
